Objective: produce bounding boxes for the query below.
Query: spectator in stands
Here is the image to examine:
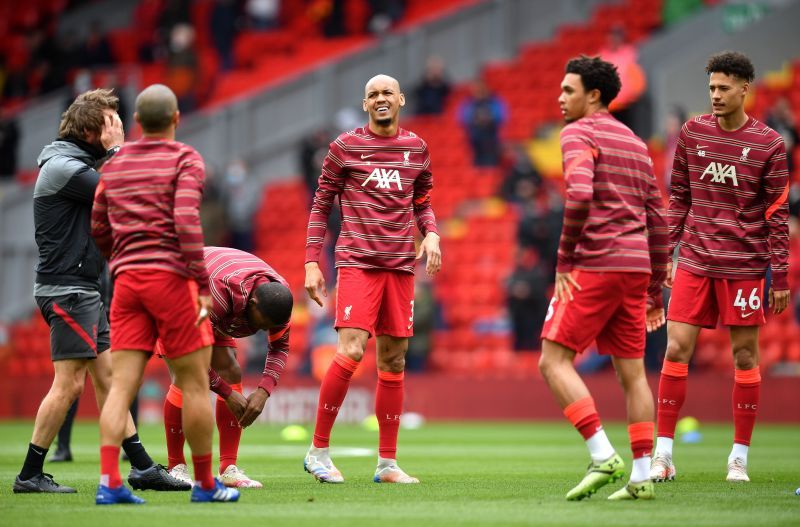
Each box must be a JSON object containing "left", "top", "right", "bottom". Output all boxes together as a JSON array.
[
  {"left": 246, "top": 0, "right": 281, "bottom": 30},
  {"left": 766, "top": 97, "right": 799, "bottom": 178},
  {"left": 212, "top": 0, "right": 240, "bottom": 71},
  {"left": 516, "top": 184, "right": 562, "bottom": 273},
  {"left": 199, "top": 164, "right": 230, "bottom": 247},
  {"left": 80, "top": 21, "right": 113, "bottom": 69},
  {"left": 599, "top": 26, "right": 646, "bottom": 134},
  {"left": 1, "top": 55, "right": 28, "bottom": 99},
  {"left": 220, "top": 159, "right": 256, "bottom": 251},
  {"left": 166, "top": 24, "right": 199, "bottom": 112},
  {"left": 507, "top": 248, "right": 549, "bottom": 351},
  {"left": 413, "top": 56, "right": 451, "bottom": 116},
  {"left": 322, "top": 0, "right": 347, "bottom": 37},
  {"left": 407, "top": 262, "right": 436, "bottom": 371},
  {"left": 159, "top": 0, "right": 193, "bottom": 38},
  {"left": 28, "top": 27, "right": 67, "bottom": 95},
  {"left": 766, "top": 98, "right": 800, "bottom": 217},
  {"left": 367, "top": 0, "right": 406, "bottom": 34},
  {"left": 300, "top": 127, "right": 333, "bottom": 204},
  {"left": 459, "top": 79, "right": 507, "bottom": 167},
  {"left": 0, "top": 109, "right": 20, "bottom": 179},
  {"left": 662, "top": 105, "right": 686, "bottom": 187},
  {"left": 500, "top": 143, "right": 542, "bottom": 205}
]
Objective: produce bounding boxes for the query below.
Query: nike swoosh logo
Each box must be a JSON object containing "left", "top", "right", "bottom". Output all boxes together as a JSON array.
[
  {"left": 741, "top": 311, "right": 756, "bottom": 318},
  {"left": 31, "top": 448, "right": 44, "bottom": 455},
  {"left": 696, "top": 145, "right": 709, "bottom": 149},
  {"left": 361, "top": 153, "right": 376, "bottom": 159}
]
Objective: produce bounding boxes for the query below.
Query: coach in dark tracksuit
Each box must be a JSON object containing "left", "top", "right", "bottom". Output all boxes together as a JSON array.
[{"left": 13, "top": 89, "right": 186, "bottom": 494}]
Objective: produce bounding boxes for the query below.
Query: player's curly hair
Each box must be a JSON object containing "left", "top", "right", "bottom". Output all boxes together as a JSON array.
[
  {"left": 253, "top": 281, "right": 293, "bottom": 326},
  {"left": 705, "top": 51, "right": 755, "bottom": 82},
  {"left": 565, "top": 55, "right": 621, "bottom": 107}
]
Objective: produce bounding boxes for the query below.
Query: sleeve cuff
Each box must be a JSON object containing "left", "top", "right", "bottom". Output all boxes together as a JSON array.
[
  {"left": 305, "top": 247, "right": 321, "bottom": 264},
  {"left": 556, "top": 262, "right": 573, "bottom": 273},
  {"left": 422, "top": 223, "right": 439, "bottom": 237},
  {"left": 211, "top": 379, "right": 232, "bottom": 399},
  {"left": 771, "top": 272, "right": 789, "bottom": 291},
  {"left": 258, "top": 376, "right": 277, "bottom": 395}
]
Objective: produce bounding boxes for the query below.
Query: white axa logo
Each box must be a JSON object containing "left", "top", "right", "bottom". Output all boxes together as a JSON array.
[
  {"left": 363, "top": 168, "right": 403, "bottom": 190},
  {"left": 700, "top": 161, "right": 738, "bottom": 187}
]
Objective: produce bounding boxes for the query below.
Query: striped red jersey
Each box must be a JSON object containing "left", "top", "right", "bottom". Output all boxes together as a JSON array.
[
  {"left": 205, "top": 246, "right": 290, "bottom": 394},
  {"left": 557, "top": 111, "right": 669, "bottom": 302},
  {"left": 668, "top": 115, "right": 789, "bottom": 289},
  {"left": 92, "top": 138, "right": 209, "bottom": 294},
  {"left": 305, "top": 126, "right": 438, "bottom": 274}
]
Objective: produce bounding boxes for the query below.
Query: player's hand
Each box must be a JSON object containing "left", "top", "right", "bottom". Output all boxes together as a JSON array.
[
  {"left": 195, "top": 295, "right": 212, "bottom": 326},
  {"left": 304, "top": 262, "right": 327, "bottom": 307},
  {"left": 768, "top": 288, "right": 790, "bottom": 315},
  {"left": 224, "top": 390, "right": 247, "bottom": 422},
  {"left": 239, "top": 387, "right": 269, "bottom": 428},
  {"left": 554, "top": 271, "right": 581, "bottom": 303},
  {"left": 100, "top": 112, "right": 124, "bottom": 151},
  {"left": 646, "top": 307, "right": 666, "bottom": 333},
  {"left": 664, "top": 260, "right": 674, "bottom": 289},
  {"left": 416, "top": 232, "right": 442, "bottom": 276}
]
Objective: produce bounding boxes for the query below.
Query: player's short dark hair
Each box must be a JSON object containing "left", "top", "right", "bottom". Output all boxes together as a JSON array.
[
  {"left": 705, "top": 51, "right": 755, "bottom": 82},
  {"left": 253, "top": 281, "right": 293, "bottom": 326},
  {"left": 565, "top": 55, "right": 621, "bottom": 107}
]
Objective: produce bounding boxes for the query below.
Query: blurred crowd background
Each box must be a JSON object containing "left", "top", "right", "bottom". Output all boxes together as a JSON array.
[{"left": 1, "top": 0, "right": 800, "bottom": 399}]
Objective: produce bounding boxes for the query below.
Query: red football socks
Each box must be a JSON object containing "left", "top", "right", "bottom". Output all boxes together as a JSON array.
[
  {"left": 100, "top": 445, "right": 122, "bottom": 488},
  {"left": 732, "top": 367, "right": 761, "bottom": 446},
  {"left": 376, "top": 370, "right": 404, "bottom": 459},
  {"left": 313, "top": 354, "right": 360, "bottom": 448},
  {"left": 563, "top": 396, "right": 602, "bottom": 440},
  {"left": 192, "top": 453, "right": 216, "bottom": 490},
  {"left": 628, "top": 421, "right": 654, "bottom": 459},
  {"left": 164, "top": 384, "right": 186, "bottom": 469},
  {"left": 656, "top": 360, "right": 689, "bottom": 439},
  {"left": 217, "top": 383, "right": 243, "bottom": 473}
]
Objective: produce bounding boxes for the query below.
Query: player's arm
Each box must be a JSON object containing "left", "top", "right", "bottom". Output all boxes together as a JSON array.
[
  {"left": 91, "top": 178, "right": 113, "bottom": 259},
  {"left": 239, "top": 323, "right": 291, "bottom": 427},
  {"left": 413, "top": 141, "right": 441, "bottom": 276},
  {"left": 644, "top": 172, "right": 669, "bottom": 331},
  {"left": 555, "top": 126, "right": 596, "bottom": 301},
  {"left": 763, "top": 139, "right": 791, "bottom": 314},
  {"left": 174, "top": 151, "right": 212, "bottom": 319},
  {"left": 667, "top": 125, "right": 691, "bottom": 269},
  {"left": 304, "top": 140, "right": 347, "bottom": 306}
]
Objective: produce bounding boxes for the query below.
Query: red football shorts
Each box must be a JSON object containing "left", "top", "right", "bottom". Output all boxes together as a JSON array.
[
  {"left": 335, "top": 267, "right": 415, "bottom": 338},
  {"left": 540, "top": 270, "right": 649, "bottom": 358},
  {"left": 667, "top": 267, "right": 765, "bottom": 328},
  {"left": 111, "top": 269, "right": 214, "bottom": 358}
]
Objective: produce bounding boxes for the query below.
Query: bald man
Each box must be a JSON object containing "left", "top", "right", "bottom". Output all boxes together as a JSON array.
[
  {"left": 303, "top": 74, "right": 441, "bottom": 484},
  {"left": 92, "top": 84, "right": 239, "bottom": 504}
]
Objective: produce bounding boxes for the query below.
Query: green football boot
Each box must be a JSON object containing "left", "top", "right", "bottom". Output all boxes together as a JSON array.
[
  {"left": 607, "top": 480, "right": 655, "bottom": 500},
  {"left": 565, "top": 453, "right": 625, "bottom": 501}
]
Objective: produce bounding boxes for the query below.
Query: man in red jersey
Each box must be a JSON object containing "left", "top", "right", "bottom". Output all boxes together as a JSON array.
[
  {"left": 163, "top": 246, "right": 293, "bottom": 489},
  {"left": 303, "top": 74, "right": 441, "bottom": 484},
  {"left": 538, "top": 56, "right": 669, "bottom": 501},
  {"left": 91, "top": 84, "right": 239, "bottom": 505},
  {"left": 650, "top": 51, "right": 789, "bottom": 484}
]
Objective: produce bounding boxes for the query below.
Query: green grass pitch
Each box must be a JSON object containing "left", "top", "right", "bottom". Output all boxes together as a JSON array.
[{"left": 1, "top": 421, "right": 798, "bottom": 526}]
